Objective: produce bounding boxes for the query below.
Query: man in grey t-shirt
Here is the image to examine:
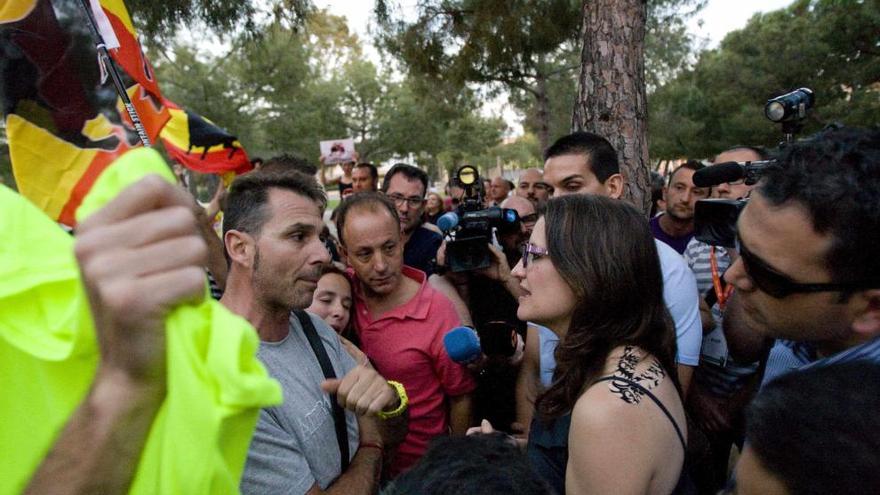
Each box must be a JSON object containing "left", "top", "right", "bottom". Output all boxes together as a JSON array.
[
  {"left": 221, "top": 169, "right": 405, "bottom": 494},
  {"left": 242, "top": 312, "right": 359, "bottom": 493}
]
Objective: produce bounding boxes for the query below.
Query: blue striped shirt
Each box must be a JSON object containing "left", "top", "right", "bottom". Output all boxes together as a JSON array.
[{"left": 762, "top": 336, "right": 880, "bottom": 388}]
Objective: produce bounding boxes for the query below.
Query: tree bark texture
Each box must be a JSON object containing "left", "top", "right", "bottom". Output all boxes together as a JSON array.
[
  {"left": 572, "top": 0, "right": 650, "bottom": 214},
  {"left": 535, "top": 71, "right": 551, "bottom": 153}
]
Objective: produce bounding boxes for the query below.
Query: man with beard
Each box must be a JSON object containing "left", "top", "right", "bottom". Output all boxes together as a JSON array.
[
  {"left": 516, "top": 168, "right": 551, "bottom": 207},
  {"left": 220, "top": 170, "right": 407, "bottom": 494},
  {"left": 498, "top": 195, "right": 536, "bottom": 266},
  {"left": 650, "top": 160, "right": 711, "bottom": 254},
  {"left": 336, "top": 193, "right": 476, "bottom": 478},
  {"left": 381, "top": 164, "right": 442, "bottom": 276}
]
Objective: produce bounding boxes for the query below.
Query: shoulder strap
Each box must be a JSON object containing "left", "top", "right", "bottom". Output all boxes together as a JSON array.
[
  {"left": 594, "top": 376, "right": 687, "bottom": 452},
  {"left": 294, "top": 310, "right": 351, "bottom": 471}
]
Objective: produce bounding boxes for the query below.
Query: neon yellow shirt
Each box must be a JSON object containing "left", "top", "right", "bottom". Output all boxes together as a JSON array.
[{"left": 0, "top": 148, "right": 281, "bottom": 494}]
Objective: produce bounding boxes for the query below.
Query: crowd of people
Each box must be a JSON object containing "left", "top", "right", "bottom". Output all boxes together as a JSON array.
[{"left": 16, "top": 125, "right": 880, "bottom": 494}]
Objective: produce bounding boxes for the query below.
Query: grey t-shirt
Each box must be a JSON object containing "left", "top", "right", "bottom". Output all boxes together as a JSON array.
[{"left": 240, "top": 312, "right": 359, "bottom": 495}]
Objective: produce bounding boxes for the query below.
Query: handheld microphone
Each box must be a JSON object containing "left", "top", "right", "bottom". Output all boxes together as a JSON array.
[
  {"left": 437, "top": 211, "right": 460, "bottom": 232},
  {"left": 443, "top": 326, "right": 482, "bottom": 364},
  {"left": 692, "top": 162, "right": 744, "bottom": 188}
]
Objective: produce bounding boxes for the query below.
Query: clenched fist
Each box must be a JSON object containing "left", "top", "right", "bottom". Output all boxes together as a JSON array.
[{"left": 74, "top": 175, "right": 208, "bottom": 383}]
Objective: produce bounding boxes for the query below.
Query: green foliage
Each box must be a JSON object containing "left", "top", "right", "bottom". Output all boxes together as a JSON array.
[
  {"left": 126, "top": 0, "right": 311, "bottom": 40},
  {"left": 152, "top": 10, "right": 503, "bottom": 181},
  {"left": 377, "top": 0, "right": 581, "bottom": 88},
  {"left": 377, "top": 0, "right": 706, "bottom": 157},
  {"left": 649, "top": 0, "right": 880, "bottom": 159}
]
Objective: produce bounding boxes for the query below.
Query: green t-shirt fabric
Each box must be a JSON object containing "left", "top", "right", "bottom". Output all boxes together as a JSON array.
[{"left": 0, "top": 148, "right": 282, "bottom": 494}]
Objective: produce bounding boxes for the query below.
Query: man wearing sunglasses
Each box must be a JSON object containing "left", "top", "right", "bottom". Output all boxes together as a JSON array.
[
  {"left": 498, "top": 195, "right": 538, "bottom": 267},
  {"left": 722, "top": 126, "right": 880, "bottom": 386},
  {"left": 381, "top": 164, "right": 443, "bottom": 276}
]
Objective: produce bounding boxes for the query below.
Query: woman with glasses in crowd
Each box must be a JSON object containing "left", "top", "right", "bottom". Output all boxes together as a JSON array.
[{"left": 509, "top": 194, "right": 688, "bottom": 494}]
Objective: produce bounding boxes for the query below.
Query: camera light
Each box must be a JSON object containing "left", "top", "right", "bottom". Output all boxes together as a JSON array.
[
  {"left": 764, "top": 88, "right": 814, "bottom": 123},
  {"left": 765, "top": 101, "right": 786, "bottom": 122},
  {"left": 457, "top": 165, "right": 478, "bottom": 186}
]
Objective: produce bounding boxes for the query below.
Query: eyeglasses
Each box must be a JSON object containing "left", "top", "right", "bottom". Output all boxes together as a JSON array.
[
  {"left": 521, "top": 242, "right": 549, "bottom": 268},
  {"left": 735, "top": 236, "right": 877, "bottom": 298},
  {"left": 385, "top": 194, "right": 425, "bottom": 208},
  {"left": 520, "top": 213, "right": 538, "bottom": 225}
]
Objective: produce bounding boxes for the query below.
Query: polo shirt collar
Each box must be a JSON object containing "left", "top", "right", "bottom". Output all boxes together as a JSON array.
[{"left": 351, "top": 265, "right": 431, "bottom": 323}]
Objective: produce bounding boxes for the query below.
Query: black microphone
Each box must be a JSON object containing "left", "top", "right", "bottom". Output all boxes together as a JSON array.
[{"left": 692, "top": 162, "right": 744, "bottom": 188}]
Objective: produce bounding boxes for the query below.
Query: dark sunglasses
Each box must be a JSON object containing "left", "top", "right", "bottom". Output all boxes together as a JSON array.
[
  {"left": 521, "top": 242, "right": 549, "bottom": 268},
  {"left": 520, "top": 213, "right": 538, "bottom": 225},
  {"left": 735, "top": 236, "right": 876, "bottom": 298}
]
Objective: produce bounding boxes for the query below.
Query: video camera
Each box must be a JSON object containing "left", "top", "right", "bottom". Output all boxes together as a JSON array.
[
  {"left": 693, "top": 88, "right": 814, "bottom": 247},
  {"left": 437, "top": 166, "right": 520, "bottom": 272}
]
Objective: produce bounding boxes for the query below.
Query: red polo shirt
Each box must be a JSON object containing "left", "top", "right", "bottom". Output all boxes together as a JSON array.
[{"left": 350, "top": 266, "right": 476, "bottom": 477}]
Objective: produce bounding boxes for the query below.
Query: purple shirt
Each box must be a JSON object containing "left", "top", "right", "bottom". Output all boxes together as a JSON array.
[{"left": 650, "top": 215, "right": 693, "bottom": 255}]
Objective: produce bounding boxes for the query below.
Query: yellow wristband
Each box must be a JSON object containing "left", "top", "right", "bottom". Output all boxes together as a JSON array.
[{"left": 377, "top": 380, "right": 408, "bottom": 420}]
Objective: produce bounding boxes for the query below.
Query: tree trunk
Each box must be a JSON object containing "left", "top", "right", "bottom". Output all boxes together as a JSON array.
[
  {"left": 535, "top": 56, "right": 551, "bottom": 152},
  {"left": 572, "top": 0, "right": 650, "bottom": 214}
]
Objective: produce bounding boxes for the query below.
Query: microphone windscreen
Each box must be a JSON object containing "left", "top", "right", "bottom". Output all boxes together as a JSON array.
[
  {"left": 692, "top": 162, "right": 744, "bottom": 188},
  {"left": 443, "top": 327, "right": 481, "bottom": 364},
  {"left": 437, "top": 212, "right": 460, "bottom": 232}
]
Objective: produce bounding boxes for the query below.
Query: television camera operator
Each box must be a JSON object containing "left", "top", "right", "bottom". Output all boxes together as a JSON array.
[
  {"left": 714, "top": 125, "right": 880, "bottom": 386},
  {"left": 689, "top": 88, "right": 880, "bottom": 385},
  {"left": 432, "top": 166, "right": 533, "bottom": 433}
]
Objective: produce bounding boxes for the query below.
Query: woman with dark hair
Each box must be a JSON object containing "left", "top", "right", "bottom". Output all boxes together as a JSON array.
[{"left": 512, "top": 195, "right": 687, "bottom": 494}]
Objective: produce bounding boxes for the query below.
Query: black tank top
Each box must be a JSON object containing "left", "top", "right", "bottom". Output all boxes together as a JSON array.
[{"left": 526, "top": 375, "right": 693, "bottom": 494}]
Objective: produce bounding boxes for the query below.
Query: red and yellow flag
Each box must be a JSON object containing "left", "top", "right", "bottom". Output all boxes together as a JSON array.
[
  {"left": 1, "top": 0, "right": 168, "bottom": 226},
  {"left": 160, "top": 99, "right": 252, "bottom": 176}
]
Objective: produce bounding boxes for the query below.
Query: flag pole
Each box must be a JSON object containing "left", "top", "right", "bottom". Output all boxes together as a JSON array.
[{"left": 77, "top": 0, "right": 151, "bottom": 147}]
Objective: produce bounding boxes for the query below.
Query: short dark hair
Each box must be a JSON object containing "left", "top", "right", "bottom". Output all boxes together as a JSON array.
[
  {"left": 381, "top": 433, "right": 552, "bottom": 495},
  {"left": 745, "top": 360, "right": 880, "bottom": 495},
  {"left": 757, "top": 126, "right": 880, "bottom": 285},
  {"left": 354, "top": 162, "right": 378, "bottom": 180},
  {"left": 223, "top": 169, "right": 326, "bottom": 238},
  {"left": 320, "top": 261, "right": 348, "bottom": 278},
  {"left": 667, "top": 159, "right": 706, "bottom": 186},
  {"left": 261, "top": 153, "right": 318, "bottom": 176},
  {"left": 543, "top": 131, "right": 620, "bottom": 183},
  {"left": 334, "top": 192, "right": 399, "bottom": 247},
  {"left": 381, "top": 163, "right": 428, "bottom": 196}
]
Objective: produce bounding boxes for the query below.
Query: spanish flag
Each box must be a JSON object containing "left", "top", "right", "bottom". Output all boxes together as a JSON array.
[
  {"left": 160, "top": 99, "right": 252, "bottom": 176},
  {"left": 0, "top": 0, "right": 168, "bottom": 227}
]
